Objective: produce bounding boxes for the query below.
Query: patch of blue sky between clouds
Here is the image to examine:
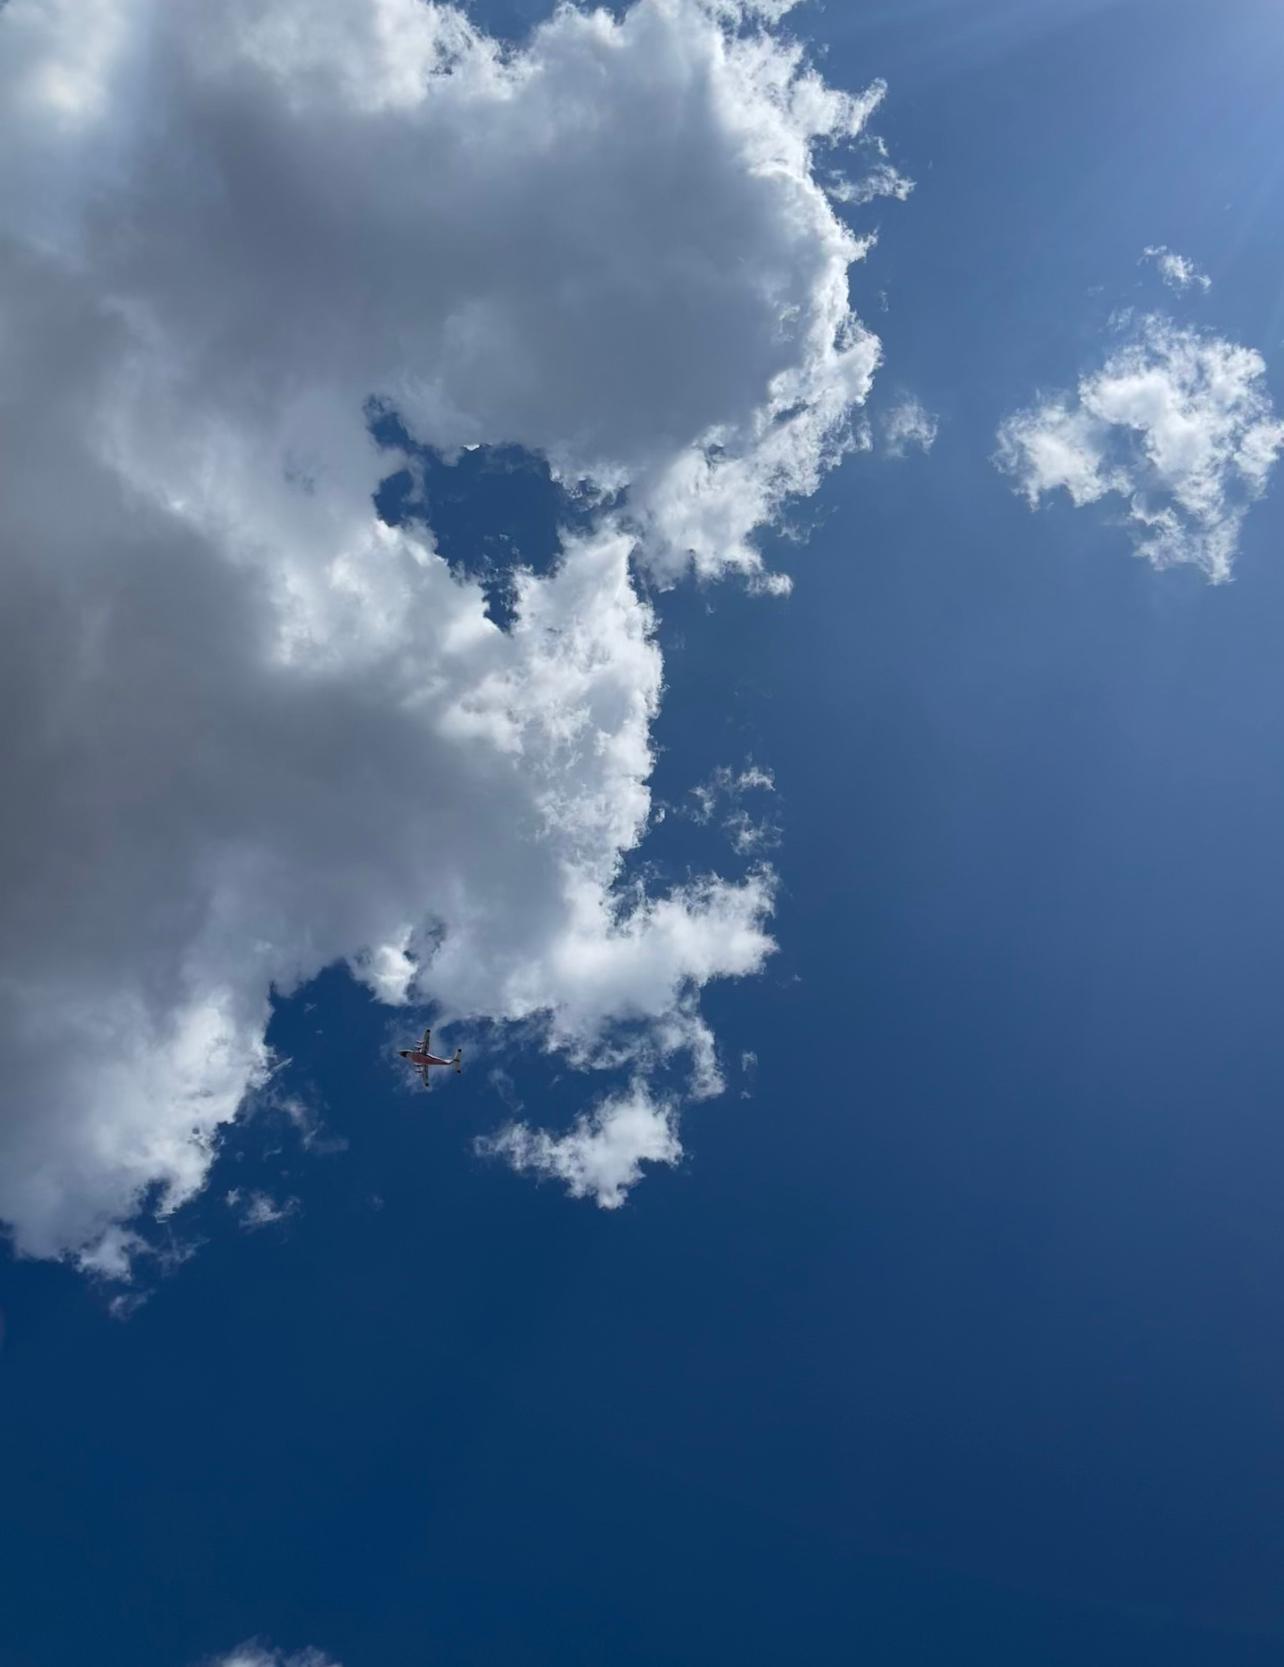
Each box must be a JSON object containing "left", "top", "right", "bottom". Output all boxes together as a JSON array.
[{"left": 368, "top": 407, "right": 607, "bottom": 632}]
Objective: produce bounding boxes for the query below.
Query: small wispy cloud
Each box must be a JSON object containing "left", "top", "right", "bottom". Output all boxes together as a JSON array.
[
  {"left": 224, "top": 1189, "right": 299, "bottom": 1232},
  {"left": 73, "top": 1221, "right": 203, "bottom": 1310},
  {"left": 276, "top": 1094, "right": 348, "bottom": 1156},
  {"left": 827, "top": 135, "right": 914, "bottom": 207},
  {"left": 1142, "top": 245, "right": 1211, "bottom": 293},
  {"left": 995, "top": 314, "right": 1284, "bottom": 581},
  {"left": 207, "top": 1646, "right": 340, "bottom": 1667},
  {"left": 477, "top": 1081, "right": 681, "bottom": 1210},
  {"left": 488, "top": 1066, "right": 525, "bottom": 1117},
  {"left": 688, "top": 763, "right": 779, "bottom": 854},
  {"left": 879, "top": 396, "right": 939, "bottom": 459},
  {"left": 75, "top": 1225, "right": 148, "bottom": 1283}
]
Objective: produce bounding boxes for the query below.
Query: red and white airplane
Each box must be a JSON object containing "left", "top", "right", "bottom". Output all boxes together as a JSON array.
[{"left": 399, "top": 1028, "right": 462, "bottom": 1088}]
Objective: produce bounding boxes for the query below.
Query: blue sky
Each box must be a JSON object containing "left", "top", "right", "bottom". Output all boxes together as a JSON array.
[{"left": 5, "top": 0, "right": 1284, "bottom": 1663}]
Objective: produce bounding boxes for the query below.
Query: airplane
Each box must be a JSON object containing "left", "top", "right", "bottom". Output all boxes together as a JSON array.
[{"left": 399, "top": 1028, "right": 462, "bottom": 1088}]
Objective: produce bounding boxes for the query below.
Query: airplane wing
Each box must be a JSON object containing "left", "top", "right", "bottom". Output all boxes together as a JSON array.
[
  {"left": 422, "top": 1027, "right": 431, "bottom": 1053},
  {"left": 421, "top": 1063, "right": 431, "bottom": 1089}
]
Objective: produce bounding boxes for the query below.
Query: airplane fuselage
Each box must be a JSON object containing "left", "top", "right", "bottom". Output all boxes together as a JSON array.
[{"left": 401, "top": 1049, "right": 452, "bottom": 1069}]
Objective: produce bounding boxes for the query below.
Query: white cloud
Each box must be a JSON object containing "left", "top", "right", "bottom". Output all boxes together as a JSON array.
[
  {"left": 690, "top": 763, "right": 775, "bottom": 822},
  {"left": 689, "top": 762, "right": 779, "bottom": 855},
  {"left": 0, "top": 0, "right": 894, "bottom": 1261},
  {"left": 1142, "top": 245, "right": 1211, "bottom": 294},
  {"left": 478, "top": 1080, "right": 682, "bottom": 1209},
  {"left": 274, "top": 1093, "right": 348, "bottom": 1157},
  {"left": 879, "top": 396, "right": 939, "bottom": 458},
  {"left": 224, "top": 1189, "right": 299, "bottom": 1231},
  {"left": 76, "top": 1225, "right": 149, "bottom": 1282},
  {"left": 995, "top": 315, "right": 1284, "bottom": 581},
  {"left": 826, "top": 133, "right": 913, "bottom": 208},
  {"left": 209, "top": 1646, "right": 339, "bottom": 1667}
]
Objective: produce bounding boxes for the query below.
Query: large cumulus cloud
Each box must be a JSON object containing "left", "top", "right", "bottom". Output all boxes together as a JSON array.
[{"left": 0, "top": 0, "right": 893, "bottom": 1260}]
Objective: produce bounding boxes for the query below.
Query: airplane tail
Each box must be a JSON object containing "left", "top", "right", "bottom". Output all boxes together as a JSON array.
[{"left": 454, "top": 1048, "right": 463, "bottom": 1073}]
